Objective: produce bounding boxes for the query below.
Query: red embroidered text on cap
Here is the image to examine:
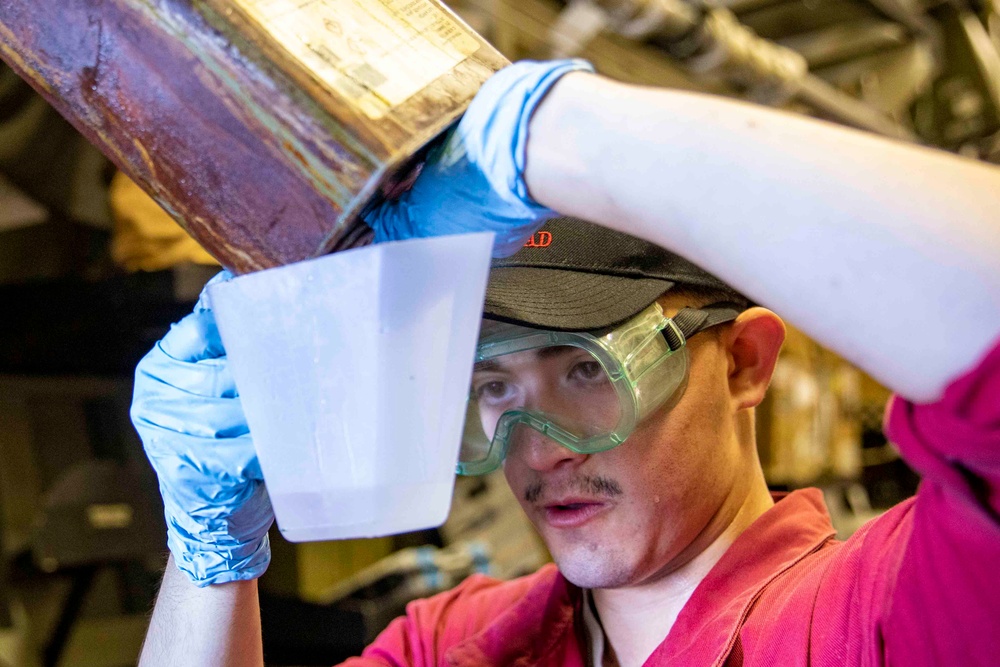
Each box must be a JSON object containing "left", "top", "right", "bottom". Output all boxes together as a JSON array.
[{"left": 523, "top": 231, "right": 552, "bottom": 248}]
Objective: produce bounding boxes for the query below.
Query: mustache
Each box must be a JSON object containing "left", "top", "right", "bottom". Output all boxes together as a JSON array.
[{"left": 524, "top": 475, "right": 624, "bottom": 504}]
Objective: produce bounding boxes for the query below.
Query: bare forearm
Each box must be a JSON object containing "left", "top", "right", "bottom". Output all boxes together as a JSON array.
[
  {"left": 526, "top": 73, "right": 1000, "bottom": 401},
  {"left": 140, "top": 555, "right": 263, "bottom": 667}
]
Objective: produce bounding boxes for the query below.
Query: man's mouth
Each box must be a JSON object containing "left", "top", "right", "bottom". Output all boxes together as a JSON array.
[{"left": 542, "top": 499, "right": 610, "bottom": 528}]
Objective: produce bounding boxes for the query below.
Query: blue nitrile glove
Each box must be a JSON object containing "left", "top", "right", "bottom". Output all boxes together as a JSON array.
[
  {"left": 364, "top": 59, "right": 595, "bottom": 257},
  {"left": 131, "top": 272, "right": 273, "bottom": 586}
]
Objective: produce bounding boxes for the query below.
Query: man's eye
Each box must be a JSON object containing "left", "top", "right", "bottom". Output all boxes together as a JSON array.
[
  {"left": 570, "top": 360, "right": 605, "bottom": 383},
  {"left": 474, "top": 380, "right": 512, "bottom": 402}
]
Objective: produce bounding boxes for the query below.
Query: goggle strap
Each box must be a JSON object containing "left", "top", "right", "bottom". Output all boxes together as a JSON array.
[{"left": 667, "top": 303, "right": 743, "bottom": 350}]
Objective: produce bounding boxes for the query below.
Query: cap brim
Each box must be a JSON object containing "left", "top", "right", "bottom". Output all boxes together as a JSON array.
[{"left": 483, "top": 267, "right": 674, "bottom": 330}]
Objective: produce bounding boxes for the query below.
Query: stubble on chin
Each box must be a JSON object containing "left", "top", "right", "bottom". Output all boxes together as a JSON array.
[{"left": 548, "top": 538, "right": 635, "bottom": 589}]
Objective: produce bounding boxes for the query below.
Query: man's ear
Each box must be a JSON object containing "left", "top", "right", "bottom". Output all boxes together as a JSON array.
[{"left": 723, "top": 307, "right": 786, "bottom": 410}]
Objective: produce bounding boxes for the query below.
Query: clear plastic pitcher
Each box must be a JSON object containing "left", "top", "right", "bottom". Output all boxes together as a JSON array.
[{"left": 209, "top": 233, "right": 494, "bottom": 541}]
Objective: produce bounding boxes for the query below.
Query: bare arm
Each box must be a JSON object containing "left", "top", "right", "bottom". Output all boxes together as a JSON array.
[
  {"left": 526, "top": 73, "right": 1000, "bottom": 402},
  {"left": 139, "top": 556, "right": 264, "bottom": 667}
]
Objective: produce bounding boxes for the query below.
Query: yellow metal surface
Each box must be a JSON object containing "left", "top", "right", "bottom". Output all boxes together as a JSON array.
[
  {"left": 295, "top": 537, "right": 395, "bottom": 601},
  {"left": 228, "top": 0, "right": 480, "bottom": 118}
]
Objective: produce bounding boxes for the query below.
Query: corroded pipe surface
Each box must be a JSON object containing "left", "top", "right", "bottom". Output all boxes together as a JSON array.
[{"left": 0, "top": 0, "right": 506, "bottom": 273}]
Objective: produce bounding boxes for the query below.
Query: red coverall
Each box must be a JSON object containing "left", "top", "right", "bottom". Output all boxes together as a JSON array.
[{"left": 342, "top": 339, "right": 1000, "bottom": 667}]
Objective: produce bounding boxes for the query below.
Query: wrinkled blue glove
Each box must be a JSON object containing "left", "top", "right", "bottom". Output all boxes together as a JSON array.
[
  {"left": 131, "top": 272, "right": 273, "bottom": 586},
  {"left": 364, "top": 59, "right": 594, "bottom": 257}
]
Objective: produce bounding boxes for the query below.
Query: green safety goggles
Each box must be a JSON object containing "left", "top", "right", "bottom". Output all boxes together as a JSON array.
[{"left": 457, "top": 301, "right": 742, "bottom": 475}]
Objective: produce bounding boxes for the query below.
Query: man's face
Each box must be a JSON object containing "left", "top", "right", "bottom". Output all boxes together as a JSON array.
[{"left": 499, "top": 295, "right": 760, "bottom": 589}]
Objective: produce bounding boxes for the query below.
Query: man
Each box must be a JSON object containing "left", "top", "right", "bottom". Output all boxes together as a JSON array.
[{"left": 133, "top": 61, "right": 1000, "bottom": 666}]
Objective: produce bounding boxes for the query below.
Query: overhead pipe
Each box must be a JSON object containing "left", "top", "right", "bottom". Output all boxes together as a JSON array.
[{"left": 563, "top": 0, "right": 918, "bottom": 141}]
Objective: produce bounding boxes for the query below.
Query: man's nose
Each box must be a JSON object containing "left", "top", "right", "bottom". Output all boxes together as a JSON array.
[{"left": 507, "top": 422, "right": 588, "bottom": 473}]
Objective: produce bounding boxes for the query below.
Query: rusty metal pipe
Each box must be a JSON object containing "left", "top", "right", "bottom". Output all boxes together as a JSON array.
[{"left": 0, "top": 0, "right": 506, "bottom": 273}]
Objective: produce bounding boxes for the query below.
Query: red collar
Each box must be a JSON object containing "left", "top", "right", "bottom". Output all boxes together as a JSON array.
[
  {"left": 446, "top": 563, "right": 584, "bottom": 667},
  {"left": 651, "top": 488, "right": 836, "bottom": 665},
  {"left": 447, "top": 488, "right": 836, "bottom": 667}
]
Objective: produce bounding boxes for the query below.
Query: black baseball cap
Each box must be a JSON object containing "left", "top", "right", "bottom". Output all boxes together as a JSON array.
[{"left": 483, "top": 217, "right": 743, "bottom": 330}]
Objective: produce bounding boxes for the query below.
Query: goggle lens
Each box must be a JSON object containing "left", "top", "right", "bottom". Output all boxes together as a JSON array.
[
  {"left": 460, "top": 345, "right": 624, "bottom": 468},
  {"left": 456, "top": 302, "right": 740, "bottom": 475}
]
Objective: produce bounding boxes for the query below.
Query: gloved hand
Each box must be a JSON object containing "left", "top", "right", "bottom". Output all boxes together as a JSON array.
[
  {"left": 364, "top": 58, "right": 594, "bottom": 257},
  {"left": 131, "top": 272, "right": 273, "bottom": 586}
]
